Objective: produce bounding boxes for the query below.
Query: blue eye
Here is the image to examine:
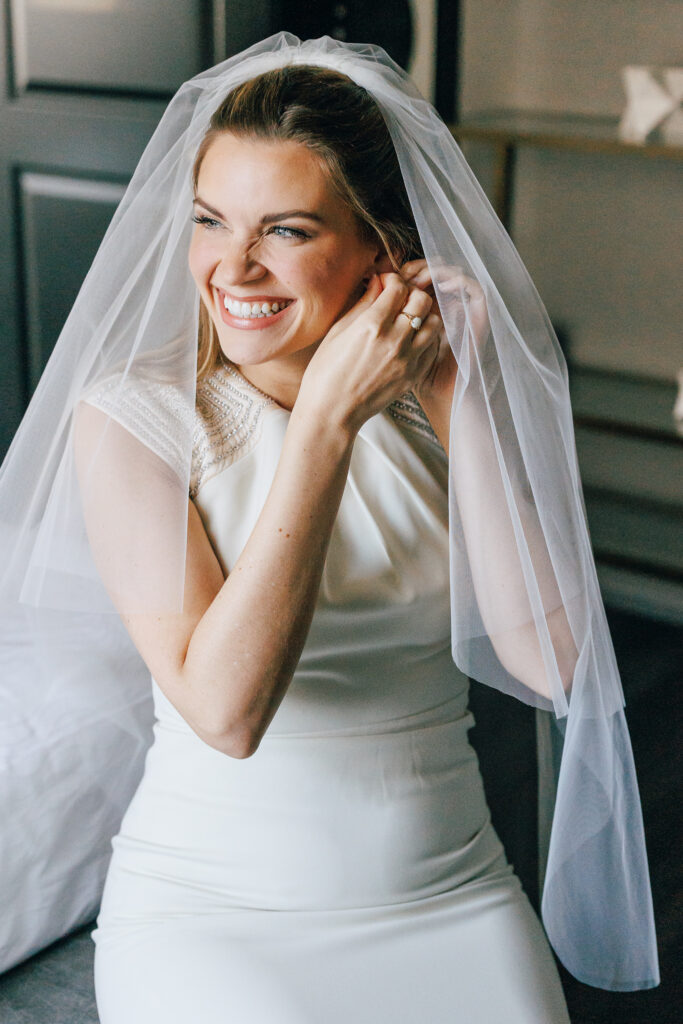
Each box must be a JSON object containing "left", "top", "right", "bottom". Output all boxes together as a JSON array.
[
  {"left": 191, "top": 214, "right": 221, "bottom": 229},
  {"left": 269, "top": 225, "right": 309, "bottom": 239},
  {"left": 190, "top": 215, "right": 309, "bottom": 239}
]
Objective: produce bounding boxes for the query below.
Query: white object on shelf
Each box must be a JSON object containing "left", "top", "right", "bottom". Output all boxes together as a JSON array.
[{"left": 619, "top": 65, "right": 683, "bottom": 144}]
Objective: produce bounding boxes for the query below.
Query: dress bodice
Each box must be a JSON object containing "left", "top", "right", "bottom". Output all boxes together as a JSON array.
[
  {"left": 86, "top": 360, "right": 470, "bottom": 736},
  {"left": 180, "top": 363, "right": 469, "bottom": 735}
]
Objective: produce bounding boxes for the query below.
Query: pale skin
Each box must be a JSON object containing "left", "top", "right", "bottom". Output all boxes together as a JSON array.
[{"left": 78, "top": 132, "right": 576, "bottom": 758}]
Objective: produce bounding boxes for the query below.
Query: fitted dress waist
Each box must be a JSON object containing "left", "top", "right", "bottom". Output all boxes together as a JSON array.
[{"left": 99, "top": 647, "right": 507, "bottom": 920}]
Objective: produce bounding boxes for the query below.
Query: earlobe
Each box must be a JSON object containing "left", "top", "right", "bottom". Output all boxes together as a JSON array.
[
  {"left": 360, "top": 251, "right": 393, "bottom": 288},
  {"left": 373, "top": 252, "right": 394, "bottom": 275},
  {"left": 362, "top": 253, "right": 393, "bottom": 286}
]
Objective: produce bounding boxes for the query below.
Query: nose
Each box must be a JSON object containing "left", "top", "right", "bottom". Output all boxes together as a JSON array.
[{"left": 214, "top": 235, "right": 267, "bottom": 288}]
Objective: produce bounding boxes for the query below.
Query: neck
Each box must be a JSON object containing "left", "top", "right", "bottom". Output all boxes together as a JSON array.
[{"left": 234, "top": 342, "right": 319, "bottom": 412}]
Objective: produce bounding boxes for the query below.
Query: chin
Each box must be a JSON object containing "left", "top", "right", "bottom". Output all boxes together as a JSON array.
[
  {"left": 215, "top": 334, "right": 293, "bottom": 368},
  {"left": 218, "top": 326, "right": 325, "bottom": 369}
]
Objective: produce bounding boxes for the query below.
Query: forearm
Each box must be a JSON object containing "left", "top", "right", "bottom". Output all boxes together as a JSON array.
[{"left": 180, "top": 406, "right": 355, "bottom": 755}]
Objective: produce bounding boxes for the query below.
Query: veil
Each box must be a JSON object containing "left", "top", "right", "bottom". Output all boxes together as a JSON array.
[{"left": 0, "top": 32, "right": 659, "bottom": 991}]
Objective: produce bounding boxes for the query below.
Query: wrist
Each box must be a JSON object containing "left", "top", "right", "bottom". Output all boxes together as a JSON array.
[
  {"left": 294, "top": 375, "right": 362, "bottom": 442},
  {"left": 287, "top": 400, "right": 357, "bottom": 459}
]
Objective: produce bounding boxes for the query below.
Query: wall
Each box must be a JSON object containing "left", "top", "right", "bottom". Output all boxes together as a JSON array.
[{"left": 459, "top": 0, "right": 682, "bottom": 382}]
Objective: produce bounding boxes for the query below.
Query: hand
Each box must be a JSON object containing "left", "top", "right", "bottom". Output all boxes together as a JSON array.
[
  {"left": 296, "top": 272, "right": 443, "bottom": 436},
  {"left": 400, "top": 258, "right": 490, "bottom": 349},
  {"left": 399, "top": 259, "right": 491, "bottom": 408}
]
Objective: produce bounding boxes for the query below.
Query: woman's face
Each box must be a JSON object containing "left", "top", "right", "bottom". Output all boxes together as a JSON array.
[{"left": 188, "top": 132, "right": 384, "bottom": 370}]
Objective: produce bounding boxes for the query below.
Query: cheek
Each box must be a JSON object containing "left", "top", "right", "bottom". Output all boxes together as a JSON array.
[
  {"left": 187, "top": 236, "right": 215, "bottom": 286},
  {"left": 305, "top": 252, "right": 356, "bottom": 299}
]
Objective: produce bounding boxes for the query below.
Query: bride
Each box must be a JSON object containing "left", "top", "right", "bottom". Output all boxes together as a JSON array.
[
  {"left": 0, "top": 33, "right": 658, "bottom": 1023},
  {"left": 84, "top": 62, "right": 572, "bottom": 1022}
]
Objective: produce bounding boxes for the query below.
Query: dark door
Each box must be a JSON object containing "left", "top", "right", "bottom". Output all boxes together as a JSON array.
[{"left": 0, "top": 0, "right": 274, "bottom": 456}]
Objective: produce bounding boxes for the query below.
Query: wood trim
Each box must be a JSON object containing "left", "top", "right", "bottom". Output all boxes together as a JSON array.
[{"left": 450, "top": 109, "right": 683, "bottom": 161}]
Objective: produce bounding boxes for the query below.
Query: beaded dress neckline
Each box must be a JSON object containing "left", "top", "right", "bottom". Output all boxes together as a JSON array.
[{"left": 190, "top": 361, "right": 442, "bottom": 499}]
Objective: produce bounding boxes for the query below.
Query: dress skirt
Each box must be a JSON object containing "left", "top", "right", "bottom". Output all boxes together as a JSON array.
[{"left": 92, "top": 682, "right": 569, "bottom": 1023}]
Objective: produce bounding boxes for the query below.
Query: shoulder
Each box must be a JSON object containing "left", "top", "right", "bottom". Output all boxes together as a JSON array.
[
  {"left": 82, "top": 361, "right": 277, "bottom": 497},
  {"left": 81, "top": 366, "right": 194, "bottom": 482},
  {"left": 190, "top": 362, "right": 276, "bottom": 498}
]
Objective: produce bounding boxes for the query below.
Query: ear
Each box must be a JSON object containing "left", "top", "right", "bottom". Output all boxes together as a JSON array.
[{"left": 362, "top": 250, "right": 394, "bottom": 283}]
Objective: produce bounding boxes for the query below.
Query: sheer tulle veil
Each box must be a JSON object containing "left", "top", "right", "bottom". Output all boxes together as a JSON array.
[{"left": 0, "top": 32, "right": 659, "bottom": 990}]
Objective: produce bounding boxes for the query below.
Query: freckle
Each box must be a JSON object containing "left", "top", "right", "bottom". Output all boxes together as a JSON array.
[
  {"left": 278, "top": 528, "right": 282, "bottom": 532},
  {"left": 285, "top": 533, "right": 290, "bottom": 538}
]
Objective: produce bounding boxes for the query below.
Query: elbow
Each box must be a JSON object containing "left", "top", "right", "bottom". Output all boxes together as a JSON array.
[
  {"left": 523, "top": 659, "right": 575, "bottom": 704},
  {"left": 159, "top": 671, "right": 266, "bottom": 758},
  {"left": 498, "top": 655, "right": 555, "bottom": 702},
  {"left": 224, "top": 727, "right": 262, "bottom": 759},
  {"left": 196, "top": 718, "right": 263, "bottom": 759},
  {"left": 548, "top": 615, "right": 579, "bottom": 698},
  {"left": 492, "top": 620, "right": 578, "bottom": 703}
]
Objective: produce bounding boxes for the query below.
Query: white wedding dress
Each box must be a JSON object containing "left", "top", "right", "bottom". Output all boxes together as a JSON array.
[{"left": 90, "top": 362, "right": 570, "bottom": 1023}]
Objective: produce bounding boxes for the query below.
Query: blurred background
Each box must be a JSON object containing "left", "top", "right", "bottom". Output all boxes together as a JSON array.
[{"left": 0, "top": 2, "right": 680, "bottom": 1023}]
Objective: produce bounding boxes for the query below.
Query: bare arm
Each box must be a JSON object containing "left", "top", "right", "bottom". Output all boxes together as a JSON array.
[
  {"left": 405, "top": 259, "right": 578, "bottom": 701},
  {"left": 76, "top": 273, "right": 440, "bottom": 757},
  {"left": 133, "top": 408, "right": 354, "bottom": 759},
  {"left": 441, "top": 393, "right": 578, "bottom": 700}
]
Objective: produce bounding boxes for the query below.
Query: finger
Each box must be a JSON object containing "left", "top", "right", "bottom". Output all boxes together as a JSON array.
[
  {"left": 415, "top": 339, "right": 441, "bottom": 384},
  {"left": 393, "top": 287, "right": 434, "bottom": 335},
  {"left": 400, "top": 260, "right": 434, "bottom": 289},
  {"left": 376, "top": 272, "right": 411, "bottom": 300},
  {"left": 438, "top": 273, "right": 484, "bottom": 300},
  {"left": 399, "top": 259, "right": 428, "bottom": 280},
  {"left": 402, "top": 261, "right": 467, "bottom": 292},
  {"left": 335, "top": 273, "right": 384, "bottom": 326},
  {"left": 404, "top": 315, "right": 442, "bottom": 371},
  {"left": 413, "top": 318, "right": 444, "bottom": 382},
  {"left": 355, "top": 273, "right": 384, "bottom": 307},
  {"left": 411, "top": 313, "right": 443, "bottom": 350},
  {"left": 372, "top": 272, "right": 411, "bottom": 323},
  {"left": 404, "top": 269, "right": 433, "bottom": 292}
]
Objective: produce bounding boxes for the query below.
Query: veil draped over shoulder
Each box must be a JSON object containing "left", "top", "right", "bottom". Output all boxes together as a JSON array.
[{"left": 0, "top": 33, "right": 658, "bottom": 990}]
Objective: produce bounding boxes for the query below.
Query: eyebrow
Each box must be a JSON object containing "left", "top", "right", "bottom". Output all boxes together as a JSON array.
[{"left": 192, "top": 196, "right": 324, "bottom": 225}]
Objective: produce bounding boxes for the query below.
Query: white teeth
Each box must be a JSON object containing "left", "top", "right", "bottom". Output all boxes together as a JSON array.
[{"left": 222, "top": 295, "right": 291, "bottom": 319}]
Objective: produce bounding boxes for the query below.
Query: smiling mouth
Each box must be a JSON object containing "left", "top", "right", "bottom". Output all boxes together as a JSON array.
[
  {"left": 217, "top": 289, "right": 294, "bottom": 320},
  {"left": 215, "top": 289, "right": 295, "bottom": 329}
]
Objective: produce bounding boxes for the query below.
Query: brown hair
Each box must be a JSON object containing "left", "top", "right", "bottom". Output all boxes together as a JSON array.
[{"left": 191, "top": 64, "right": 422, "bottom": 379}]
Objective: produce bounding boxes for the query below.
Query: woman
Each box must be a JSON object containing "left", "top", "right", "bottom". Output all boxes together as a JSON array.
[
  {"left": 0, "top": 33, "right": 658, "bottom": 1021},
  {"left": 82, "top": 63, "right": 573, "bottom": 1022}
]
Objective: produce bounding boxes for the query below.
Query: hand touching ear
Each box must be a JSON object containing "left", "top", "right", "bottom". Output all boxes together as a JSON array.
[
  {"left": 361, "top": 251, "right": 395, "bottom": 288},
  {"left": 298, "top": 272, "right": 441, "bottom": 436},
  {"left": 396, "top": 260, "right": 457, "bottom": 421},
  {"left": 397, "top": 258, "right": 494, "bottom": 451},
  {"left": 399, "top": 258, "right": 491, "bottom": 353}
]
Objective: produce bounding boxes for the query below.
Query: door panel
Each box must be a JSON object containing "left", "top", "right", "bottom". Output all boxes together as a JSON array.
[
  {"left": 11, "top": 0, "right": 207, "bottom": 95},
  {"left": 18, "top": 172, "right": 125, "bottom": 389}
]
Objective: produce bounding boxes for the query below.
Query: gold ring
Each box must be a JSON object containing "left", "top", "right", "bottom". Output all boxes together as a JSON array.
[{"left": 399, "top": 311, "right": 423, "bottom": 330}]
